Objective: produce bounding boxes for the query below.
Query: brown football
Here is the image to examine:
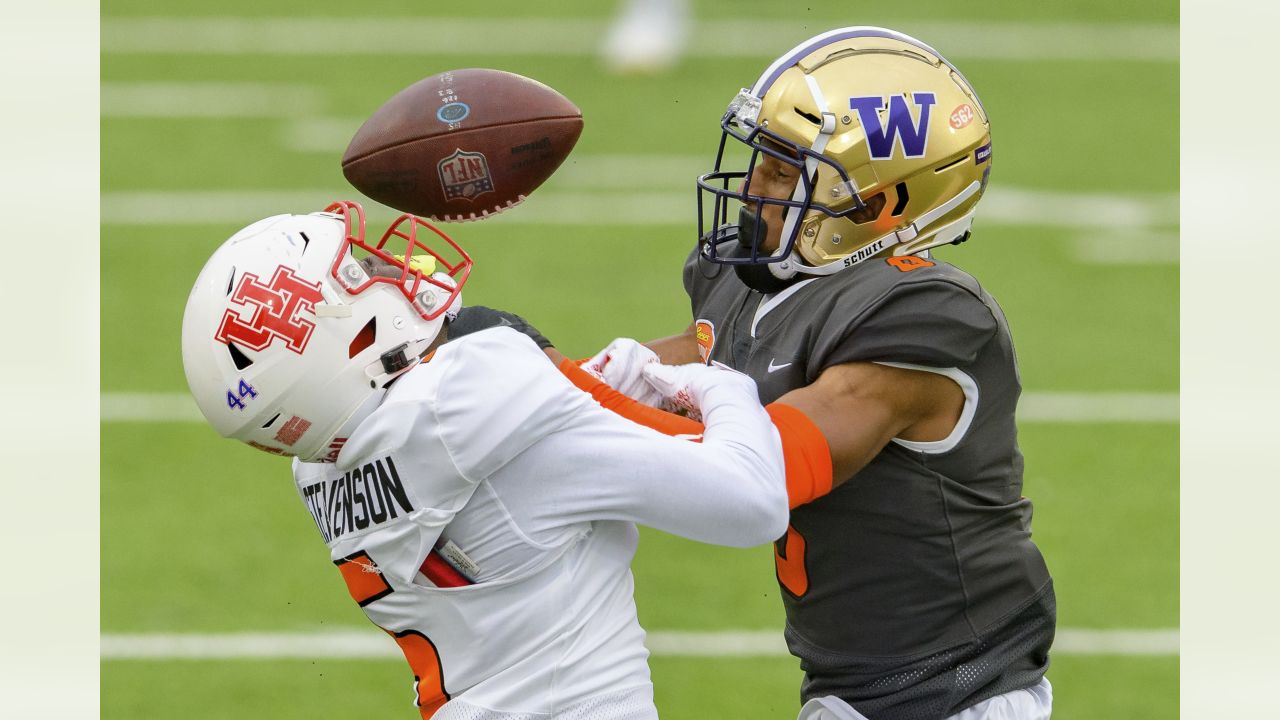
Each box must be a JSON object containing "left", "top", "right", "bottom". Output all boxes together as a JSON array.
[{"left": 342, "top": 68, "right": 583, "bottom": 221}]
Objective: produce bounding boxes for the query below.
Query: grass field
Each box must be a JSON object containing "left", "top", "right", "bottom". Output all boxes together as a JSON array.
[{"left": 101, "top": 0, "right": 1179, "bottom": 717}]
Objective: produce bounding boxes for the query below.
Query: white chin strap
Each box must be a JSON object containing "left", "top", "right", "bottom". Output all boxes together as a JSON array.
[
  {"left": 769, "top": 74, "right": 837, "bottom": 282},
  {"left": 785, "top": 180, "right": 983, "bottom": 278}
]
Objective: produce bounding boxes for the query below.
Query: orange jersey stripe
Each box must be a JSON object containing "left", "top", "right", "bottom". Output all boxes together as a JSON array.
[{"left": 335, "top": 551, "right": 394, "bottom": 607}]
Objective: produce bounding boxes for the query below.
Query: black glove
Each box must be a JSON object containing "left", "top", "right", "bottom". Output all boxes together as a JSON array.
[{"left": 449, "top": 306, "right": 554, "bottom": 349}]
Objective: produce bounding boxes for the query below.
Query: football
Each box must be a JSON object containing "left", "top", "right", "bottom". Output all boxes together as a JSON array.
[{"left": 342, "top": 68, "right": 583, "bottom": 222}]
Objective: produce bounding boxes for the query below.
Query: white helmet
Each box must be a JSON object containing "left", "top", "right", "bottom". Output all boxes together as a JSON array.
[{"left": 181, "top": 201, "right": 472, "bottom": 462}]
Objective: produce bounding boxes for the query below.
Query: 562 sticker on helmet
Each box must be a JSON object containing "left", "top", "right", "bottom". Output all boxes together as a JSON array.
[{"left": 216, "top": 266, "right": 325, "bottom": 354}]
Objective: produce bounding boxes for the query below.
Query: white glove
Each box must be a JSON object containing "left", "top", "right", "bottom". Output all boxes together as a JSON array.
[
  {"left": 583, "top": 337, "right": 665, "bottom": 406},
  {"left": 641, "top": 361, "right": 758, "bottom": 423}
]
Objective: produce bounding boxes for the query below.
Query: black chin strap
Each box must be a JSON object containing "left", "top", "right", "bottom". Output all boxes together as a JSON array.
[
  {"left": 734, "top": 257, "right": 802, "bottom": 294},
  {"left": 725, "top": 207, "right": 805, "bottom": 294}
]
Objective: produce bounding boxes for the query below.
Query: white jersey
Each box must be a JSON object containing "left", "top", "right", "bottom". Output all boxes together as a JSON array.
[{"left": 292, "top": 327, "right": 786, "bottom": 719}]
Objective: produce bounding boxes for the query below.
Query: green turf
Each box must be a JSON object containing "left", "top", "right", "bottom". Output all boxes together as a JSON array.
[
  {"left": 936, "top": 227, "right": 1180, "bottom": 393},
  {"left": 1046, "top": 655, "right": 1179, "bottom": 720},
  {"left": 102, "top": 0, "right": 1178, "bottom": 23},
  {"left": 1017, "top": 425, "right": 1179, "bottom": 628},
  {"left": 101, "top": 654, "right": 1178, "bottom": 719},
  {"left": 102, "top": 0, "right": 1179, "bottom": 716}
]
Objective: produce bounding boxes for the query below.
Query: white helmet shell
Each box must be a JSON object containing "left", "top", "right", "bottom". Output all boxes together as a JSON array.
[{"left": 181, "top": 203, "right": 470, "bottom": 462}]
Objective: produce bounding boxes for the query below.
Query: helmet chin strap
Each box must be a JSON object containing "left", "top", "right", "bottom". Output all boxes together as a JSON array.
[
  {"left": 785, "top": 180, "right": 983, "bottom": 278},
  {"left": 769, "top": 73, "right": 837, "bottom": 282}
]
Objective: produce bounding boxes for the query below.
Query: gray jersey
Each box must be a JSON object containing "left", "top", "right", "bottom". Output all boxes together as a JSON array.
[{"left": 683, "top": 251, "right": 1054, "bottom": 720}]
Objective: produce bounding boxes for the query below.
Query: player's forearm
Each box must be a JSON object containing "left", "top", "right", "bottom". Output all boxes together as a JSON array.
[
  {"left": 640, "top": 377, "right": 788, "bottom": 545},
  {"left": 557, "top": 358, "right": 835, "bottom": 509},
  {"left": 627, "top": 423, "right": 788, "bottom": 548},
  {"left": 644, "top": 325, "right": 702, "bottom": 365}
]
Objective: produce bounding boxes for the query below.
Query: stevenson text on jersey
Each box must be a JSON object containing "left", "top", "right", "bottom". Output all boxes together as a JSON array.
[{"left": 299, "top": 455, "right": 414, "bottom": 542}]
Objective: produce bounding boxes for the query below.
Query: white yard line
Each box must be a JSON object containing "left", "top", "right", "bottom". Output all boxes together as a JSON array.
[
  {"left": 984, "top": 188, "right": 1178, "bottom": 231},
  {"left": 1072, "top": 230, "right": 1180, "bottom": 265},
  {"left": 1015, "top": 392, "right": 1178, "bottom": 423},
  {"left": 283, "top": 116, "right": 366, "bottom": 151},
  {"left": 100, "top": 392, "right": 1178, "bottom": 424},
  {"left": 99, "top": 187, "right": 1180, "bottom": 230},
  {"left": 100, "top": 18, "right": 1179, "bottom": 62},
  {"left": 100, "top": 628, "right": 1178, "bottom": 659}
]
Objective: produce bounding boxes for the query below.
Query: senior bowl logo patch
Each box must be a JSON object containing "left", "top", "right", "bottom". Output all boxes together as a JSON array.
[
  {"left": 438, "top": 149, "right": 494, "bottom": 201},
  {"left": 695, "top": 319, "right": 716, "bottom": 364}
]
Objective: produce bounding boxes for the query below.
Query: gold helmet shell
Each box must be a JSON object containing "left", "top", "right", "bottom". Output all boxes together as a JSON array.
[{"left": 697, "top": 27, "right": 992, "bottom": 278}]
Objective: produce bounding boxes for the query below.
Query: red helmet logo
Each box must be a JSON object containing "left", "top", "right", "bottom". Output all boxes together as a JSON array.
[{"left": 215, "top": 266, "right": 325, "bottom": 354}]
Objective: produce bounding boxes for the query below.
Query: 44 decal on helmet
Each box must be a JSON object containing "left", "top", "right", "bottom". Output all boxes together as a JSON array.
[
  {"left": 226, "top": 379, "right": 258, "bottom": 411},
  {"left": 215, "top": 266, "right": 325, "bottom": 354}
]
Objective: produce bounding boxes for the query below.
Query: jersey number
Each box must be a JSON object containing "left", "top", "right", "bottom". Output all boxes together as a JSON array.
[
  {"left": 336, "top": 551, "right": 449, "bottom": 718},
  {"left": 774, "top": 524, "right": 810, "bottom": 598},
  {"left": 886, "top": 256, "right": 936, "bottom": 272}
]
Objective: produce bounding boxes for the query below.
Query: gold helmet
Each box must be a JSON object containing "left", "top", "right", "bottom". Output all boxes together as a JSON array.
[{"left": 697, "top": 27, "right": 992, "bottom": 289}]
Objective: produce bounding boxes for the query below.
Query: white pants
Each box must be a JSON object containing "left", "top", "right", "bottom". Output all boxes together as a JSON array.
[{"left": 797, "top": 678, "right": 1053, "bottom": 720}]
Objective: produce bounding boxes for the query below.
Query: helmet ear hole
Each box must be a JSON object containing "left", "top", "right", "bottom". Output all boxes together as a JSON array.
[
  {"left": 348, "top": 317, "right": 377, "bottom": 359},
  {"left": 890, "top": 183, "right": 909, "bottom": 216},
  {"left": 227, "top": 342, "right": 253, "bottom": 370},
  {"left": 848, "top": 192, "right": 887, "bottom": 225},
  {"left": 793, "top": 107, "right": 822, "bottom": 126}
]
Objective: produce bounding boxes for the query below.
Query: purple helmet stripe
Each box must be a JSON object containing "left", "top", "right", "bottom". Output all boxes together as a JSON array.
[{"left": 749, "top": 26, "right": 982, "bottom": 116}]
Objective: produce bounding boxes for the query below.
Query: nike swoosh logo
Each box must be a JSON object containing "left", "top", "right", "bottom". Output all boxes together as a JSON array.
[{"left": 767, "top": 359, "right": 793, "bottom": 373}]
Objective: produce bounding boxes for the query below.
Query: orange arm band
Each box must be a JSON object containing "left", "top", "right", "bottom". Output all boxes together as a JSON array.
[
  {"left": 766, "top": 403, "right": 834, "bottom": 509},
  {"left": 556, "top": 358, "right": 704, "bottom": 437}
]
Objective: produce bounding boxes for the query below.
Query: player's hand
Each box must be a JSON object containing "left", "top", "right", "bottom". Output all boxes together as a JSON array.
[
  {"left": 583, "top": 338, "right": 664, "bottom": 406},
  {"left": 449, "top": 306, "right": 554, "bottom": 349},
  {"left": 641, "top": 361, "right": 758, "bottom": 422}
]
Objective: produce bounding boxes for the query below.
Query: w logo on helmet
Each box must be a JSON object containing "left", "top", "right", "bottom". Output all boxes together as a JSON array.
[
  {"left": 216, "top": 266, "right": 324, "bottom": 354},
  {"left": 848, "top": 92, "right": 936, "bottom": 160}
]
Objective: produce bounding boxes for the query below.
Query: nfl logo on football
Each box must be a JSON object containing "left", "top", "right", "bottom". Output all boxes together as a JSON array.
[{"left": 438, "top": 149, "right": 495, "bottom": 201}]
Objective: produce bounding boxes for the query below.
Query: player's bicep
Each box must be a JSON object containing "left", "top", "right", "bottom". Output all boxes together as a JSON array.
[{"left": 776, "top": 362, "right": 962, "bottom": 485}]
